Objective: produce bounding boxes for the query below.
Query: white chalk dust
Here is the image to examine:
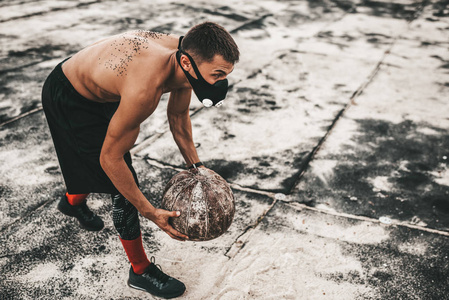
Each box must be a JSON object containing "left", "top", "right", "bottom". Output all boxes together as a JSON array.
[
  {"left": 369, "top": 176, "right": 394, "bottom": 193},
  {"left": 20, "top": 262, "right": 60, "bottom": 283}
]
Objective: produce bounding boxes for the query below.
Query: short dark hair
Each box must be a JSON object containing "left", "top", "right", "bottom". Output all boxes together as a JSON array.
[{"left": 181, "top": 22, "right": 239, "bottom": 64}]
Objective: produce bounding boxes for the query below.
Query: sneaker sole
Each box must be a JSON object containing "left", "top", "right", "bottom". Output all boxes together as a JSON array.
[{"left": 127, "top": 280, "right": 185, "bottom": 299}]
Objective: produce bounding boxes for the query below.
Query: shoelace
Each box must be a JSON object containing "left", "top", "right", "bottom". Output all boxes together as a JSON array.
[{"left": 149, "top": 256, "right": 170, "bottom": 284}]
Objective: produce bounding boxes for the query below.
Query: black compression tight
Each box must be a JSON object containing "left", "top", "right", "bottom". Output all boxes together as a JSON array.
[{"left": 111, "top": 193, "right": 141, "bottom": 240}]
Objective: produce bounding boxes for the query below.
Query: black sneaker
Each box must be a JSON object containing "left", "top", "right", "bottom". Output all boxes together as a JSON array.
[
  {"left": 128, "top": 259, "right": 186, "bottom": 299},
  {"left": 57, "top": 195, "right": 104, "bottom": 231}
]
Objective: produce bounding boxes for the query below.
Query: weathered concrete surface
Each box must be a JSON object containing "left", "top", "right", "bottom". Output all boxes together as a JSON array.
[
  {"left": 226, "top": 202, "right": 449, "bottom": 299},
  {"left": 0, "top": 112, "right": 62, "bottom": 229},
  {"left": 1, "top": 0, "right": 449, "bottom": 299},
  {"left": 292, "top": 1, "right": 449, "bottom": 231}
]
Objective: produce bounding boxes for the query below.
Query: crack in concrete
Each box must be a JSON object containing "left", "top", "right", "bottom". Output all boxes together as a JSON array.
[
  {"left": 0, "top": 106, "right": 42, "bottom": 127},
  {"left": 225, "top": 197, "right": 277, "bottom": 258},
  {"left": 0, "top": 197, "right": 55, "bottom": 236},
  {"left": 282, "top": 201, "right": 449, "bottom": 237}
]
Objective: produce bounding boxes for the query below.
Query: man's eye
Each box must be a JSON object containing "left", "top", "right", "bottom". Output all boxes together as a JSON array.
[{"left": 213, "top": 74, "right": 221, "bottom": 78}]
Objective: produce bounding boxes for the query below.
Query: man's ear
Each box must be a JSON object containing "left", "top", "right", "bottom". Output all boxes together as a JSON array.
[{"left": 180, "top": 54, "right": 191, "bottom": 71}]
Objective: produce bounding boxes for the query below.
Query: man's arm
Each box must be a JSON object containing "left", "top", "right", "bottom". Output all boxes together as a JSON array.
[
  {"left": 167, "top": 88, "right": 203, "bottom": 168},
  {"left": 100, "top": 91, "right": 188, "bottom": 241}
]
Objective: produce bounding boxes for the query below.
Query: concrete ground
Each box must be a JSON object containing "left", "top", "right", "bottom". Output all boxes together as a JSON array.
[{"left": 1, "top": 0, "right": 449, "bottom": 299}]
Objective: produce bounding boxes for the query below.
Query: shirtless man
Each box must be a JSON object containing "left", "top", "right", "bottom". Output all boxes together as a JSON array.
[{"left": 41, "top": 22, "right": 239, "bottom": 299}]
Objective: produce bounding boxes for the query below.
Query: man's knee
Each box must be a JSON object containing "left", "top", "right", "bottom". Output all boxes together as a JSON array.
[{"left": 111, "top": 193, "right": 140, "bottom": 240}]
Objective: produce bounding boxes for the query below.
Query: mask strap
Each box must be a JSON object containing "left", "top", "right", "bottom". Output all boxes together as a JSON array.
[
  {"left": 178, "top": 36, "right": 184, "bottom": 50},
  {"left": 177, "top": 36, "right": 206, "bottom": 82},
  {"left": 181, "top": 51, "right": 205, "bottom": 81},
  {"left": 176, "top": 36, "right": 187, "bottom": 71}
]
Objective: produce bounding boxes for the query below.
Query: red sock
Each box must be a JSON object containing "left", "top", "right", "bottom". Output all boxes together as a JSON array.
[
  {"left": 66, "top": 192, "right": 89, "bottom": 206},
  {"left": 119, "top": 233, "right": 151, "bottom": 275}
]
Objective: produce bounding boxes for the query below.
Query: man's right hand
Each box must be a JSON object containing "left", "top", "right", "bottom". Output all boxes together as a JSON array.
[{"left": 146, "top": 208, "right": 189, "bottom": 241}]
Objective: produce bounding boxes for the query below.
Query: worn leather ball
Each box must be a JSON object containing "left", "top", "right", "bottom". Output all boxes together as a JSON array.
[{"left": 161, "top": 168, "right": 235, "bottom": 241}]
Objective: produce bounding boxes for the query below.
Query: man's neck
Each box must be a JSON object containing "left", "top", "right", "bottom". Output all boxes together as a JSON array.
[{"left": 162, "top": 52, "right": 191, "bottom": 93}]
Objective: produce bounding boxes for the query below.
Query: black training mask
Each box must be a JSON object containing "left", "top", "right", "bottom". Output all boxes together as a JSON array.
[{"left": 176, "top": 36, "right": 228, "bottom": 107}]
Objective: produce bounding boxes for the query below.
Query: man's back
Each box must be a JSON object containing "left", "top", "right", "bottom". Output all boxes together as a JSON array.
[{"left": 62, "top": 31, "right": 179, "bottom": 103}]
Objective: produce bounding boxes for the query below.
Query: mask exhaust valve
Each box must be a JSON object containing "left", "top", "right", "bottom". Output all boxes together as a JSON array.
[{"left": 202, "top": 99, "right": 213, "bottom": 107}]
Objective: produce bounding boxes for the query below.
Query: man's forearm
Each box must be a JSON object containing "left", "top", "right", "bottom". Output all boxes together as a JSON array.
[
  {"left": 100, "top": 155, "right": 155, "bottom": 217},
  {"left": 169, "top": 113, "right": 201, "bottom": 166},
  {"left": 173, "top": 134, "right": 200, "bottom": 166}
]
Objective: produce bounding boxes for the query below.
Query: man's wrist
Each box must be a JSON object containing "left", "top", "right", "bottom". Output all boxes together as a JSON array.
[
  {"left": 188, "top": 161, "right": 203, "bottom": 169},
  {"left": 140, "top": 204, "right": 157, "bottom": 220}
]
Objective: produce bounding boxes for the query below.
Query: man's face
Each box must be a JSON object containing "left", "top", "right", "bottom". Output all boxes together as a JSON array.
[{"left": 183, "top": 54, "right": 234, "bottom": 85}]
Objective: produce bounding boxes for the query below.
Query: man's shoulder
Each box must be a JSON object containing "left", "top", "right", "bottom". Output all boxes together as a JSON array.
[
  {"left": 68, "top": 32, "right": 178, "bottom": 100},
  {"left": 119, "top": 31, "right": 179, "bottom": 54},
  {"left": 120, "top": 33, "right": 176, "bottom": 74}
]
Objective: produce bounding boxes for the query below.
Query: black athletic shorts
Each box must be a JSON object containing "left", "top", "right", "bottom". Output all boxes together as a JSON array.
[{"left": 42, "top": 58, "right": 138, "bottom": 194}]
